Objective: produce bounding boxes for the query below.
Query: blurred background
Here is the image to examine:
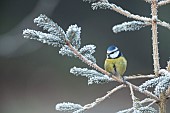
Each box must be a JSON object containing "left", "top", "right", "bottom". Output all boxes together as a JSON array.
[{"left": 0, "top": 0, "right": 170, "bottom": 113}]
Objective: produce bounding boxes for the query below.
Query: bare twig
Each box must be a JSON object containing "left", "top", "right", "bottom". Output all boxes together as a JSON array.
[
  {"left": 126, "top": 81, "right": 159, "bottom": 101},
  {"left": 124, "top": 74, "right": 155, "bottom": 80},
  {"left": 109, "top": 3, "right": 151, "bottom": 22},
  {"left": 83, "top": 84, "right": 125, "bottom": 111},
  {"left": 129, "top": 84, "right": 136, "bottom": 101},
  {"left": 157, "top": 20, "right": 170, "bottom": 30},
  {"left": 158, "top": 0, "right": 170, "bottom": 7},
  {"left": 147, "top": 100, "right": 157, "bottom": 107},
  {"left": 140, "top": 98, "right": 156, "bottom": 104}
]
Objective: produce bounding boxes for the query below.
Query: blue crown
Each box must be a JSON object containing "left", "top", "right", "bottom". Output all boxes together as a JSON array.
[{"left": 107, "top": 45, "right": 118, "bottom": 53}]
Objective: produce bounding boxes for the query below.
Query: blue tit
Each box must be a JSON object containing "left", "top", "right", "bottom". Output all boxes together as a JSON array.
[{"left": 104, "top": 45, "right": 127, "bottom": 79}]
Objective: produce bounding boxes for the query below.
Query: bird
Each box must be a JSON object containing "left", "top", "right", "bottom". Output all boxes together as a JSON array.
[{"left": 104, "top": 45, "right": 127, "bottom": 80}]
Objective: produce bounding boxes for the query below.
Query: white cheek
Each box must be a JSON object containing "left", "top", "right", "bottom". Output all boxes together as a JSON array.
[{"left": 110, "top": 51, "right": 119, "bottom": 58}]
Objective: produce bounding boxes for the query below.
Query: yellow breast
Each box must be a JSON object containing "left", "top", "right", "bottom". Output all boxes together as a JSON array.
[{"left": 104, "top": 56, "right": 127, "bottom": 76}]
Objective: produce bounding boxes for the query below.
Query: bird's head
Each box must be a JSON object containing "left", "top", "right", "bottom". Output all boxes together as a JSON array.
[{"left": 106, "top": 45, "right": 122, "bottom": 59}]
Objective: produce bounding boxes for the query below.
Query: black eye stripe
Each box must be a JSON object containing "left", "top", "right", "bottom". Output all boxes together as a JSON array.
[
  {"left": 109, "top": 51, "right": 114, "bottom": 55},
  {"left": 108, "top": 50, "right": 118, "bottom": 55}
]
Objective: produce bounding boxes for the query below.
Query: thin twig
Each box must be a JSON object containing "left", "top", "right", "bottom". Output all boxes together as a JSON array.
[
  {"left": 140, "top": 98, "right": 156, "bottom": 104},
  {"left": 158, "top": 0, "right": 170, "bottom": 7},
  {"left": 157, "top": 20, "right": 170, "bottom": 30},
  {"left": 147, "top": 100, "right": 157, "bottom": 107},
  {"left": 126, "top": 81, "right": 159, "bottom": 101},
  {"left": 124, "top": 74, "right": 155, "bottom": 80},
  {"left": 109, "top": 3, "right": 151, "bottom": 22},
  {"left": 83, "top": 84, "right": 125, "bottom": 111},
  {"left": 129, "top": 84, "right": 136, "bottom": 101}
]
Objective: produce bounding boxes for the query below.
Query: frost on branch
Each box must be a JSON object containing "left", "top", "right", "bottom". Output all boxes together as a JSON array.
[
  {"left": 34, "top": 14, "right": 66, "bottom": 41},
  {"left": 66, "top": 25, "right": 81, "bottom": 49},
  {"left": 139, "top": 69, "right": 170, "bottom": 96},
  {"left": 23, "top": 29, "right": 64, "bottom": 47},
  {"left": 79, "top": 45, "right": 96, "bottom": 63},
  {"left": 70, "top": 67, "right": 113, "bottom": 85},
  {"left": 23, "top": 14, "right": 67, "bottom": 47},
  {"left": 91, "top": 2, "right": 112, "bottom": 10},
  {"left": 23, "top": 14, "right": 96, "bottom": 62},
  {"left": 55, "top": 102, "right": 84, "bottom": 113},
  {"left": 59, "top": 45, "right": 75, "bottom": 57},
  {"left": 112, "top": 21, "right": 148, "bottom": 33},
  {"left": 117, "top": 107, "right": 156, "bottom": 113},
  {"left": 117, "top": 98, "right": 157, "bottom": 113},
  {"left": 83, "top": 0, "right": 100, "bottom": 3},
  {"left": 59, "top": 44, "right": 96, "bottom": 63}
]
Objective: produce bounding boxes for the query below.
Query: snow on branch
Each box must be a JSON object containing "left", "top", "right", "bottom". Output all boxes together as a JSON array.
[
  {"left": 112, "top": 21, "right": 150, "bottom": 33},
  {"left": 117, "top": 106, "right": 157, "bottom": 113},
  {"left": 59, "top": 45, "right": 75, "bottom": 57},
  {"left": 83, "top": 0, "right": 106, "bottom": 3},
  {"left": 55, "top": 102, "right": 84, "bottom": 113},
  {"left": 23, "top": 29, "right": 64, "bottom": 47},
  {"left": 23, "top": 14, "right": 97, "bottom": 62},
  {"left": 158, "top": 0, "right": 170, "bottom": 6},
  {"left": 79, "top": 45, "right": 96, "bottom": 63},
  {"left": 34, "top": 14, "right": 66, "bottom": 40},
  {"left": 66, "top": 25, "right": 81, "bottom": 49},
  {"left": 92, "top": 1, "right": 112, "bottom": 10},
  {"left": 70, "top": 67, "right": 113, "bottom": 85},
  {"left": 59, "top": 44, "right": 96, "bottom": 63},
  {"left": 139, "top": 69, "right": 170, "bottom": 96}
]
